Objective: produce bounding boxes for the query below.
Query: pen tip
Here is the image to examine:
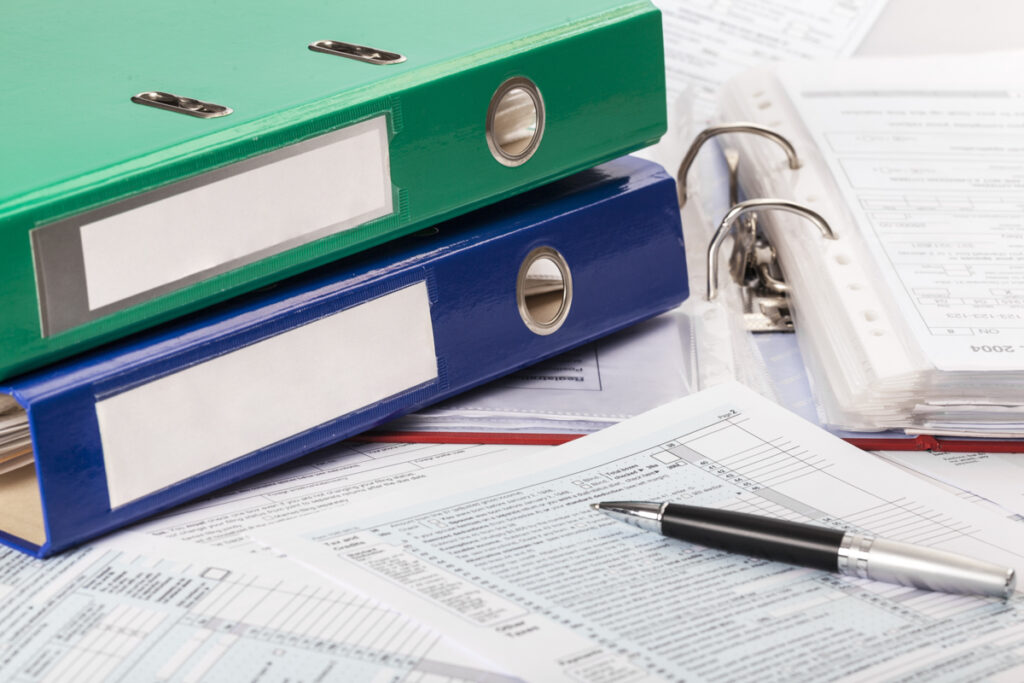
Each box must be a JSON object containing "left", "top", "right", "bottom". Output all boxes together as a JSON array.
[{"left": 589, "top": 503, "right": 602, "bottom": 511}]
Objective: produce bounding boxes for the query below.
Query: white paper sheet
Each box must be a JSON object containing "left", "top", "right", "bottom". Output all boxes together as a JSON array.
[
  {"left": 262, "top": 384, "right": 1024, "bottom": 683},
  {"left": 2, "top": 441, "right": 549, "bottom": 681},
  {"left": 649, "top": 0, "right": 888, "bottom": 144},
  {"left": 0, "top": 532, "right": 513, "bottom": 682},
  {"left": 137, "top": 441, "right": 546, "bottom": 551},
  {"left": 878, "top": 450, "right": 1024, "bottom": 519},
  {"left": 776, "top": 54, "right": 1024, "bottom": 373},
  {"left": 382, "top": 310, "right": 695, "bottom": 435}
]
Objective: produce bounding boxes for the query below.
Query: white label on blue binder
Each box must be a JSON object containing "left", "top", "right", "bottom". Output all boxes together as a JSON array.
[
  {"left": 96, "top": 282, "right": 436, "bottom": 509},
  {"left": 79, "top": 116, "right": 392, "bottom": 312}
]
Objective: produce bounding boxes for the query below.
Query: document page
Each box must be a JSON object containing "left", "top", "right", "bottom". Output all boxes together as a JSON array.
[
  {"left": 654, "top": 0, "right": 888, "bottom": 123},
  {"left": 0, "top": 533, "right": 513, "bottom": 682},
  {"left": 499, "top": 347, "right": 604, "bottom": 391},
  {"left": 382, "top": 312, "right": 694, "bottom": 435},
  {"left": 1, "top": 441, "right": 540, "bottom": 681},
  {"left": 263, "top": 384, "right": 1024, "bottom": 682},
  {"left": 879, "top": 449, "right": 1024, "bottom": 518},
  {"left": 778, "top": 55, "right": 1024, "bottom": 372},
  {"left": 136, "top": 440, "right": 546, "bottom": 550}
]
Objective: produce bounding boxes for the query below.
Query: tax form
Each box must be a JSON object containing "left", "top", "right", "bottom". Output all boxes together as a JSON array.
[
  {"left": 0, "top": 532, "right": 515, "bottom": 682},
  {"left": 380, "top": 312, "right": 694, "bottom": 436},
  {"left": 1, "top": 442, "right": 542, "bottom": 681},
  {"left": 263, "top": 384, "right": 1024, "bottom": 683},
  {"left": 654, "top": 0, "right": 888, "bottom": 123},
  {"left": 136, "top": 440, "right": 546, "bottom": 549},
  {"left": 777, "top": 54, "right": 1024, "bottom": 373},
  {"left": 879, "top": 449, "right": 1024, "bottom": 519}
]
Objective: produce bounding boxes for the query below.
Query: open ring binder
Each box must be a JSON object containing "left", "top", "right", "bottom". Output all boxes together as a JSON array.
[
  {"left": 706, "top": 198, "right": 835, "bottom": 300},
  {"left": 679, "top": 123, "right": 834, "bottom": 331},
  {"left": 676, "top": 122, "right": 801, "bottom": 208},
  {"left": 682, "top": 60, "right": 1024, "bottom": 450}
]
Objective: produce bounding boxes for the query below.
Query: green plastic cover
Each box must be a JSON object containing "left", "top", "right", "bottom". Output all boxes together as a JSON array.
[{"left": 0, "top": 0, "right": 666, "bottom": 379}]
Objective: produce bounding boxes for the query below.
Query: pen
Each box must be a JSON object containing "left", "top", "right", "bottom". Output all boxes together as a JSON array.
[{"left": 592, "top": 501, "right": 1016, "bottom": 598}]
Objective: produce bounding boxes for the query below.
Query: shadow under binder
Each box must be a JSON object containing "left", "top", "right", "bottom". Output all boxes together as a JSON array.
[{"left": 0, "top": 156, "right": 688, "bottom": 557}]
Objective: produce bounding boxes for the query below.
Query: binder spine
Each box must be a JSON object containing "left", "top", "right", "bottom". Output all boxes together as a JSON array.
[
  {"left": 2, "top": 157, "right": 687, "bottom": 557},
  {"left": 0, "top": 5, "right": 666, "bottom": 382}
]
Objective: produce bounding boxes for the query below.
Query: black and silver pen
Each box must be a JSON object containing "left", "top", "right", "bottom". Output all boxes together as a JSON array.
[{"left": 593, "top": 501, "right": 1016, "bottom": 598}]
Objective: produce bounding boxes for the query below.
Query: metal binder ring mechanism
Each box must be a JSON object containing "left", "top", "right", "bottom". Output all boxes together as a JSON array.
[
  {"left": 678, "top": 123, "right": 835, "bottom": 331},
  {"left": 707, "top": 198, "right": 834, "bottom": 300},
  {"left": 676, "top": 122, "right": 800, "bottom": 209}
]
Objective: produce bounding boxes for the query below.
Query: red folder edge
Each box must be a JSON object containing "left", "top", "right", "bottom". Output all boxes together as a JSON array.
[{"left": 362, "top": 430, "right": 1024, "bottom": 453}]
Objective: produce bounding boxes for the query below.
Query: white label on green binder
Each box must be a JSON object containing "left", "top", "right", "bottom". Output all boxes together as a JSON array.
[
  {"left": 79, "top": 116, "right": 392, "bottom": 312},
  {"left": 97, "top": 282, "right": 437, "bottom": 509}
]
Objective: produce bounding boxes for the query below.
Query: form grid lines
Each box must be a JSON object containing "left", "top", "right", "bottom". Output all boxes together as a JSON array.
[
  {"left": 679, "top": 414, "right": 986, "bottom": 549},
  {"left": 28, "top": 551, "right": 433, "bottom": 683}
]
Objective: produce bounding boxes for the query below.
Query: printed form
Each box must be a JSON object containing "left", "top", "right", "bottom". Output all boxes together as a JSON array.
[
  {"left": 385, "top": 313, "right": 694, "bottom": 435},
  {"left": 263, "top": 384, "right": 1024, "bottom": 683},
  {"left": 1, "top": 441, "right": 543, "bottom": 682},
  {"left": 778, "top": 55, "right": 1024, "bottom": 372},
  {"left": 136, "top": 440, "right": 546, "bottom": 550},
  {"left": 879, "top": 449, "right": 1024, "bottom": 519},
  {"left": 653, "top": 0, "right": 888, "bottom": 123},
  {"left": 0, "top": 533, "right": 516, "bottom": 683}
]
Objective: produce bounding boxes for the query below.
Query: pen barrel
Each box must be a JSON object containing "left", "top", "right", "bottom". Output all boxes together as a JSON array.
[
  {"left": 838, "top": 533, "right": 1016, "bottom": 598},
  {"left": 661, "top": 504, "right": 844, "bottom": 572}
]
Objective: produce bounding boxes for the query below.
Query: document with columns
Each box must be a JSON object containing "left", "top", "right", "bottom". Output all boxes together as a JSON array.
[{"left": 264, "top": 384, "right": 1024, "bottom": 683}]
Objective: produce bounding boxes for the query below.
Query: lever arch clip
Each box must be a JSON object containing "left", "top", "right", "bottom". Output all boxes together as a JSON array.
[
  {"left": 309, "top": 40, "right": 406, "bottom": 65},
  {"left": 131, "top": 91, "right": 232, "bottom": 118},
  {"left": 678, "top": 123, "right": 833, "bottom": 332}
]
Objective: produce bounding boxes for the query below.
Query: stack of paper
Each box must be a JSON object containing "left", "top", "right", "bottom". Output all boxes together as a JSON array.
[
  {"left": 378, "top": 309, "right": 695, "bottom": 438},
  {"left": 718, "top": 53, "right": 1024, "bottom": 437},
  {"left": 0, "top": 396, "right": 31, "bottom": 475}
]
